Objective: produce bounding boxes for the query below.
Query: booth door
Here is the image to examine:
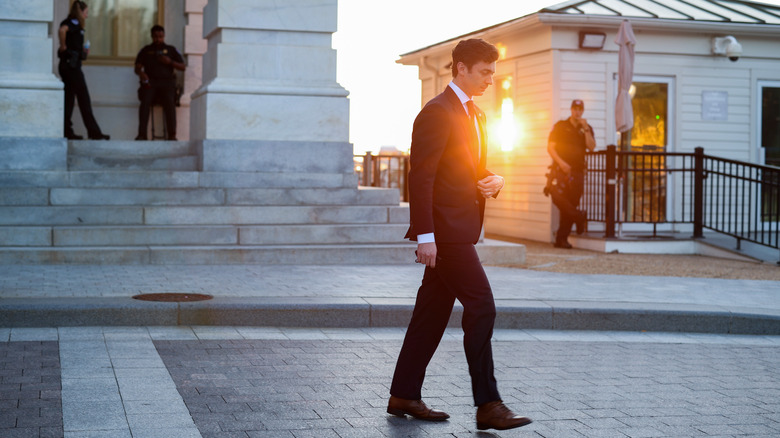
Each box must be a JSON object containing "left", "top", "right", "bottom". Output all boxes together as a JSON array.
[
  {"left": 625, "top": 78, "right": 672, "bottom": 224},
  {"left": 759, "top": 82, "right": 780, "bottom": 223}
]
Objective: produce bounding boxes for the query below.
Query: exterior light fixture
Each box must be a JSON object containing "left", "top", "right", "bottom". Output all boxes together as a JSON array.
[
  {"left": 579, "top": 31, "right": 606, "bottom": 49},
  {"left": 496, "top": 43, "right": 507, "bottom": 60}
]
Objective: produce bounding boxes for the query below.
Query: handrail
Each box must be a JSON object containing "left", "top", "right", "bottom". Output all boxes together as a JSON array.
[
  {"left": 355, "top": 148, "right": 780, "bottom": 254},
  {"left": 353, "top": 153, "right": 410, "bottom": 202},
  {"left": 584, "top": 146, "right": 780, "bottom": 252}
]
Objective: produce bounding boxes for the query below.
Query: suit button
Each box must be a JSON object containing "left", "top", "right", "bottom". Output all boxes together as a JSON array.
[{"left": 475, "top": 200, "right": 479, "bottom": 205}]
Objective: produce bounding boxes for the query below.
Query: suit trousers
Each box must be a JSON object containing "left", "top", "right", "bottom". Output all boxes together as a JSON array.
[{"left": 390, "top": 242, "right": 500, "bottom": 406}]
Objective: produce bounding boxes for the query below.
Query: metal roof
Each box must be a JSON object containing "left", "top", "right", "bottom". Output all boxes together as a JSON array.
[
  {"left": 540, "top": 0, "right": 780, "bottom": 24},
  {"left": 398, "top": 0, "right": 780, "bottom": 58}
]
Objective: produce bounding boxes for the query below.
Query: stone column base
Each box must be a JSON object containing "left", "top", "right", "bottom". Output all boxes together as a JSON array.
[
  {"left": 190, "top": 83, "right": 349, "bottom": 142},
  {"left": 197, "top": 139, "right": 353, "bottom": 174}
]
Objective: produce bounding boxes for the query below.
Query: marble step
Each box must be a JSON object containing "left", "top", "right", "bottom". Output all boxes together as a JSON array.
[
  {"left": 0, "top": 170, "right": 359, "bottom": 189},
  {"left": 0, "top": 224, "right": 411, "bottom": 247},
  {"left": 67, "top": 140, "right": 198, "bottom": 171},
  {"left": 67, "top": 154, "right": 199, "bottom": 171},
  {"left": 0, "top": 205, "right": 409, "bottom": 226},
  {"left": 0, "top": 239, "right": 524, "bottom": 265},
  {"left": 67, "top": 140, "right": 195, "bottom": 158},
  {"left": 42, "top": 186, "right": 400, "bottom": 206}
]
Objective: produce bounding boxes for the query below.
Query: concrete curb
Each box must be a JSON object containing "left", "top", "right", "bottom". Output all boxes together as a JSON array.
[{"left": 2, "top": 297, "right": 778, "bottom": 335}]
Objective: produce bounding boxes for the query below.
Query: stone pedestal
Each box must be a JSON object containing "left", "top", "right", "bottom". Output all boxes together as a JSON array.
[
  {"left": 190, "top": 0, "right": 350, "bottom": 172},
  {"left": 0, "top": 0, "right": 63, "bottom": 139}
]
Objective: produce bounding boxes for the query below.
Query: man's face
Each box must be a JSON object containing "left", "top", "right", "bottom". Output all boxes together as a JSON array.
[
  {"left": 152, "top": 30, "right": 165, "bottom": 46},
  {"left": 570, "top": 106, "right": 584, "bottom": 120},
  {"left": 456, "top": 61, "right": 495, "bottom": 97}
]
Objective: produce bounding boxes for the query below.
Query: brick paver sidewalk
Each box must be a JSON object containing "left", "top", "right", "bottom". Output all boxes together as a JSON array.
[
  {"left": 3, "top": 327, "right": 779, "bottom": 437},
  {"left": 154, "top": 336, "right": 780, "bottom": 437}
]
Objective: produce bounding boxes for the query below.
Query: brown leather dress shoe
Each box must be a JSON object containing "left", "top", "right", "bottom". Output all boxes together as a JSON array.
[
  {"left": 387, "top": 396, "right": 450, "bottom": 421},
  {"left": 476, "top": 401, "right": 532, "bottom": 430}
]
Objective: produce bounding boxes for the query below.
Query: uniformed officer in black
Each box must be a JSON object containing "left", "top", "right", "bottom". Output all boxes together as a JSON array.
[
  {"left": 547, "top": 99, "right": 596, "bottom": 248},
  {"left": 134, "top": 25, "right": 185, "bottom": 140},
  {"left": 57, "top": 1, "right": 110, "bottom": 140}
]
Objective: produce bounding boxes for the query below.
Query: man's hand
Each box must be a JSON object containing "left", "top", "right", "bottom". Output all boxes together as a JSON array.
[
  {"left": 477, "top": 175, "right": 504, "bottom": 198},
  {"left": 559, "top": 161, "right": 572, "bottom": 175},
  {"left": 158, "top": 55, "right": 172, "bottom": 65},
  {"left": 416, "top": 242, "right": 437, "bottom": 268}
]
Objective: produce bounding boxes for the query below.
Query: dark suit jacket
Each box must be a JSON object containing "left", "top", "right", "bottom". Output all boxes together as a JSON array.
[{"left": 405, "top": 86, "right": 494, "bottom": 244}]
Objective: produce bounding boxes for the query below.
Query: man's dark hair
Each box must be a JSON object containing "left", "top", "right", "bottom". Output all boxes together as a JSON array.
[
  {"left": 451, "top": 39, "right": 499, "bottom": 78},
  {"left": 151, "top": 24, "right": 165, "bottom": 35}
]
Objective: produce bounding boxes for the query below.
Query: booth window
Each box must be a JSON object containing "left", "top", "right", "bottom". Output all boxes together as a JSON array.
[{"left": 84, "top": 0, "right": 160, "bottom": 63}]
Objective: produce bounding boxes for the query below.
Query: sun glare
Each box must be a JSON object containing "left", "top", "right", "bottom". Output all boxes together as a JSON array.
[
  {"left": 496, "top": 43, "right": 508, "bottom": 60},
  {"left": 499, "top": 97, "right": 516, "bottom": 152}
]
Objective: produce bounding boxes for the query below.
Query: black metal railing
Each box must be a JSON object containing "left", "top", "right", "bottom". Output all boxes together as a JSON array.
[
  {"left": 354, "top": 148, "right": 780, "bottom": 252},
  {"left": 354, "top": 153, "right": 410, "bottom": 202},
  {"left": 584, "top": 145, "right": 780, "bottom": 251},
  {"left": 701, "top": 153, "right": 780, "bottom": 250}
]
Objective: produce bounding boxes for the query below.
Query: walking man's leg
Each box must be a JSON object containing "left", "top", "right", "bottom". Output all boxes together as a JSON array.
[
  {"left": 435, "top": 243, "right": 532, "bottom": 430},
  {"left": 388, "top": 267, "right": 454, "bottom": 421}
]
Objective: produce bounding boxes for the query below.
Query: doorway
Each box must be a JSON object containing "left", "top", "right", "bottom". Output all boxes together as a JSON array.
[
  {"left": 760, "top": 81, "right": 780, "bottom": 167},
  {"left": 758, "top": 81, "right": 780, "bottom": 223},
  {"left": 619, "top": 76, "right": 674, "bottom": 225}
]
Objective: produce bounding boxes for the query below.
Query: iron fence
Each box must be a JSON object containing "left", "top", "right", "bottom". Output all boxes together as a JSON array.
[
  {"left": 354, "top": 148, "right": 780, "bottom": 252},
  {"left": 584, "top": 146, "right": 780, "bottom": 251},
  {"left": 701, "top": 153, "right": 780, "bottom": 250},
  {"left": 354, "top": 153, "right": 410, "bottom": 202}
]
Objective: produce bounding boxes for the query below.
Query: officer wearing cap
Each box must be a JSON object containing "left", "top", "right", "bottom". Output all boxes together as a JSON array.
[
  {"left": 134, "top": 25, "right": 185, "bottom": 140},
  {"left": 547, "top": 99, "right": 596, "bottom": 248}
]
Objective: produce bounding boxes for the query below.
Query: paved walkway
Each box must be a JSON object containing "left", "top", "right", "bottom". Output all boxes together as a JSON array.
[
  {"left": 1, "top": 254, "right": 779, "bottom": 437},
  {"left": 3, "top": 326, "right": 779, "bottom": 437},
  {"left": 1, "top": 263, "right": 778, "bottom": 333}
]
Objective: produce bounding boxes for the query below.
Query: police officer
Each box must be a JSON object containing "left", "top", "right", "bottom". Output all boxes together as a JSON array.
[
  {"left": 58, "top": 1, "right": 109, "bottom": 140},
  {"left": 547, "top": 99, "right": 596, "bottom": 248},
  {"left": 134, "top": 25, "right": 185, "bottom": 140}
]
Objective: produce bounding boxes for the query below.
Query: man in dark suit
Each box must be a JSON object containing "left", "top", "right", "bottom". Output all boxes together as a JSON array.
[{"left": 387, "top": 39, "right": 531, "bottom": 431}]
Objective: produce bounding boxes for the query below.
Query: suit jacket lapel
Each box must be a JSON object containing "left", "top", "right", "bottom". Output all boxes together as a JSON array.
[{"left": 443, "top": 87, "right": 480, "bottom": 173}]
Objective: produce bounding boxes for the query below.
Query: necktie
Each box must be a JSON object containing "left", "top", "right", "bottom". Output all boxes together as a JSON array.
[{"left": 466, "top": 100, "right": 480, "bottom": 162}]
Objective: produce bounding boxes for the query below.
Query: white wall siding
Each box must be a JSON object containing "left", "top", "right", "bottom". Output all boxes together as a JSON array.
[
  {"left": 484, "top": 51, "right": 555, "bottom": 242},
  {"left": 677, "top": 61, "right": 752, "bottom": 161}
]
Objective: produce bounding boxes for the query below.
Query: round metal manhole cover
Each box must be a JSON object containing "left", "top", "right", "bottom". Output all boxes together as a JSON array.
[{"left": 132, "top": 293, "right": 213, "bottom": 302}]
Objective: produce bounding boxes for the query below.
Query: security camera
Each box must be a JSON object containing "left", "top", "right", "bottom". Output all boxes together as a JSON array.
[
  {"left": 712, "top": 36, "right": 742, "bottom": 62},
  {"left": 726, "top": 39, "right": 742, "bottom": 62}
]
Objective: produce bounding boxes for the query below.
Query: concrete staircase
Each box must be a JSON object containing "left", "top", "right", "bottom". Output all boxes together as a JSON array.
[
  {"left": 0, "top": 140, "right": 419, "bottom": 264},
  {"left": 0, "top": 140, "right": 525, "bottom": 265}
]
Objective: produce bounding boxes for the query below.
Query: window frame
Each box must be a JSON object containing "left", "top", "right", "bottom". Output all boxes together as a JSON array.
[{"left": 83, "top": 0, "right": 164, "bottom": 66}]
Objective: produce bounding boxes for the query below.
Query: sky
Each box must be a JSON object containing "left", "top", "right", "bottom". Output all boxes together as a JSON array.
[
  {"left": 333, "top": 0, "right": 780, "bottom": 155},
  {"left": 333, "top": 0, "right": 555, "bottom": 154}
]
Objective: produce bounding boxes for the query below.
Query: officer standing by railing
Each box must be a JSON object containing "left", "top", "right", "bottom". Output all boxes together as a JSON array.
[{"left": 547, "top": 99, "right": 596, "bottom": 248}]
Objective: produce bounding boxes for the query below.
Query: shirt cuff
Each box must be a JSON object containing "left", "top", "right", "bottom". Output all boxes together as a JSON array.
[{"left": 417, "top": 233, "right": 435, "bottom": 244}]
